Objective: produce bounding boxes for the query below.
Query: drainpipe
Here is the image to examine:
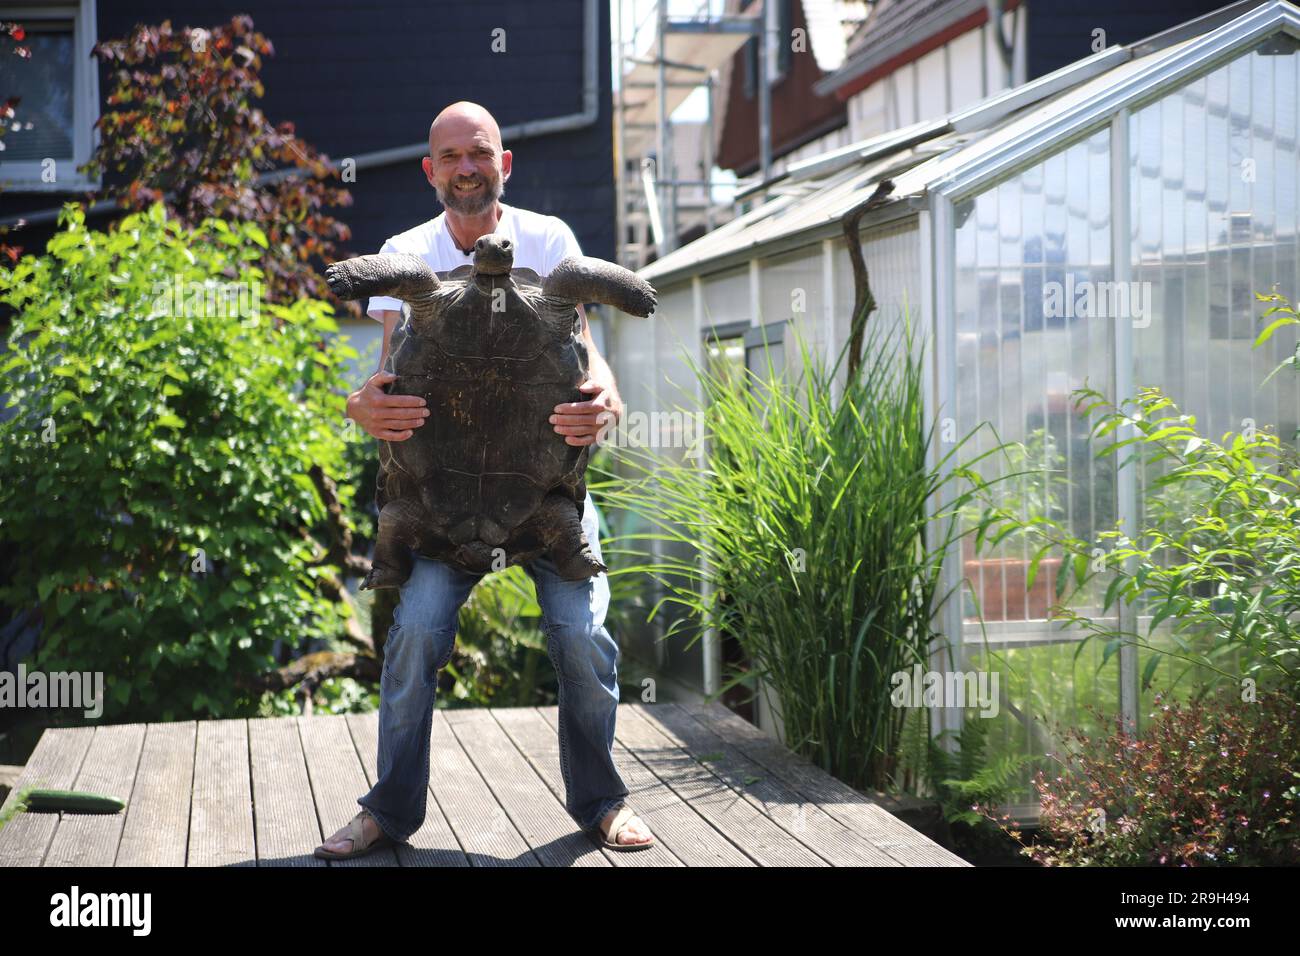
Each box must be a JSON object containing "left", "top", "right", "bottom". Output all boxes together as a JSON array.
[
  {"left": 985, "top": 0, "right": 1014, "bottom": 83},
  {"left": 656, "top": 0, "right": 674, "bottom": 255},
  {"left": 758, "top": 0, "right": 773, "bottom": 184},
  {"left": 615, "top": 0, "right": 627, "bottom": 266}
]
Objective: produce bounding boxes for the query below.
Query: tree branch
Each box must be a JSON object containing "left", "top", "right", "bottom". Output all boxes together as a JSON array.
[
  {"left": 237, "top": 650, "right": 381, "bottom": 695},
  {"left": 841, "top": 178, "right": 895, "bottom": 378}
]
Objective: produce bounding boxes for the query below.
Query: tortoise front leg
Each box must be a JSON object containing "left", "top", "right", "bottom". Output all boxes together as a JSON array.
[
  {"left": 326, "top": 253, "right": 441, "bottom": 303},
  {"left": 541, "top": 256, "right": 657, "bottom": 317}
]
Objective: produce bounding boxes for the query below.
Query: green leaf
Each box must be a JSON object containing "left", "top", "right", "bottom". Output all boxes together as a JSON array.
[
  {"left": 1253, "top": 315, "right": 1297, "bottom": 347},
  {"left": 55, "top": 591, "right": 78, "bottom": 616},
  {"left": 1100, "top": 638, "right": 1123, "bottom": 667},
  {"left": 245, "top": 224, "right": 269, "bottom": 249},
  {"left": 1140, "top": 652, "right": 1162, "bottom": 690}
]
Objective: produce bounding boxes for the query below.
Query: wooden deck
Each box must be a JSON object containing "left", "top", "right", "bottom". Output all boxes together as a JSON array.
[{"left": 0, "top": 701, "right": 968, "bottom": 867}]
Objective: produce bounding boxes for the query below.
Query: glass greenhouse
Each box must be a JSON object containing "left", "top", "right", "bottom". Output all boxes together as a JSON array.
[{"left": 610, "top": 0, "right": 1300, "bottom": 812}]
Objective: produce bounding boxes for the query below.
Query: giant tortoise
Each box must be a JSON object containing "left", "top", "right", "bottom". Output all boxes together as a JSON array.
[{"left": 325, "top": 235, "right": 656, "bottom": 588}]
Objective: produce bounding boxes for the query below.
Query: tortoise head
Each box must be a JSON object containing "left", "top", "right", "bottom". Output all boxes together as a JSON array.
[{"left": 472, "top": 234, "right": 514, "bottom": 277}]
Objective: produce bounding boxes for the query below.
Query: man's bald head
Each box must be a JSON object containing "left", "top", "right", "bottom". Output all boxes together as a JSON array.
[
  {"left": 422, "top": 102, "right": 511, "bottom": 217},
  {"left": 428, "top": 101, "right": 502, "bottom": 155}
]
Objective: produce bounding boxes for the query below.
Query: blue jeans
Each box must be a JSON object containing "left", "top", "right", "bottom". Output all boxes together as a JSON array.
[{"left": 357, "top": 493, "right": 629, "bottom": 841}]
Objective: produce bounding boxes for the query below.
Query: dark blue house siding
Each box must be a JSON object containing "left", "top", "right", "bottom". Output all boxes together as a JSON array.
[
  {"left": 1026, "top": 0, "right": 1236, "bottom": 80},
  {"left": 8, "top": 0, "right": 614, "bottom": 262}
]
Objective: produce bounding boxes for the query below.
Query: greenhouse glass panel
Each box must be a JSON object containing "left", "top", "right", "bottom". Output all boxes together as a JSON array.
[
  {"left": 954, "top": 126, "right": 1116, "bottom": 637},
  {"left": 1128, "top": 37, "right": 1300, "bottom": 711},
  {"left": 952, "top": 127, "right": 1122, "bottom": 805}
]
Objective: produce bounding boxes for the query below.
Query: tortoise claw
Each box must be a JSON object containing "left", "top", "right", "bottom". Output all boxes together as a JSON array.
[{"left": 325, "top": 262, "right": 356, "bottom": 300}]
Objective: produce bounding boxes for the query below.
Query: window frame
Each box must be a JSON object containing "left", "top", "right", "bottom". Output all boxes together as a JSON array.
[
  {"left": 743, "top": 319, "right": 787, "bottom": 377},
  {"left": 0, "top": 0, "right": 100, "bottom": 192}
]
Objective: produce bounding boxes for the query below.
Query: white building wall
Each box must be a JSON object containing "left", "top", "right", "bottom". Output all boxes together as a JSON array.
[
  {"left": 845, "top": 3, "right": 1028, "bottom": 141},
  {"left": 700, "top": 265, "right": 751, "bottom": 328},
  {"left": 916, "top": 45, "right": 949, "bottom": 120},
  {"left": 948, "top": 26, "right": 986, "bottom": 113}
]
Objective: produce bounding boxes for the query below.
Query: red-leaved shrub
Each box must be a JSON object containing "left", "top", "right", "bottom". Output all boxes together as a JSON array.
[{"left": 1011, "top": 693, "right": 1299, "bottom": 865}]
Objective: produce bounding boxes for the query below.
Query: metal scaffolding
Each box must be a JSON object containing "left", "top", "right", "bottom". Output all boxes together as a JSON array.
[{"left": 614, "top": 0, "right": 771, "bottom": 270}]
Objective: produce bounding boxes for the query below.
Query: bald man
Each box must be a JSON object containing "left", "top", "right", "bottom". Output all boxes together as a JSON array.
[{"left": 319, "top": 102, "right": 655, "bottom": 858}]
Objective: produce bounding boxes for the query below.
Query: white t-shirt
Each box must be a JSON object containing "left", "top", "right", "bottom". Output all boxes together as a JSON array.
[{"left": 365, "top": 201, "right": 583, "bottom": 320}]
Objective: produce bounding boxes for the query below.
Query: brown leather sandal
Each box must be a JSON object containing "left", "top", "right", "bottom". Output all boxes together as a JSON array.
[
  {"left": 596, "top": 804, "right": 655, "bottom": 851},
  {"left": 314, "top": 809, "right": 396, "bottom": 860}
]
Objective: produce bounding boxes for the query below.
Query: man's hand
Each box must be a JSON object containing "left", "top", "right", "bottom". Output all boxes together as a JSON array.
[
  {"left": 347, "top": 370, "right": 429, "bottom": 441},
  {"left": 550, "top": 379, "right": 622, "bottom": 447}
]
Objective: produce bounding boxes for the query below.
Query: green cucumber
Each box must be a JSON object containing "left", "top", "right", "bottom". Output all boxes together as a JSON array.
[{"left": 22, "top": 788, "right": 126, "bottom": 814}]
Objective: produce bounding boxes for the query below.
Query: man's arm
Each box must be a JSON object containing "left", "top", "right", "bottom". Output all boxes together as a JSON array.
[
  {"left": 550, "top": 303, "right": 624, "bottom": 447},
  {"left": 345, "top": 310, "right": 429, "bottom": 441},
  {"left": 376, "top": 311, "right": 400, "bottom": 369}
]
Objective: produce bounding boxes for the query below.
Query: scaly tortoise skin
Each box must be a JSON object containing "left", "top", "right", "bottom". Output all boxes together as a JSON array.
[{"left": 325, "top": 234, "right": 657, "bottom": 588}]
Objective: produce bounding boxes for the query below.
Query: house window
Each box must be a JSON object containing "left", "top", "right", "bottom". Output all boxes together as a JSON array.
[
  {"left": 742, "top": 36, "right": 756, "bottom": 100},
  {"left": 703, "top": 319, "right": 787, "bottom": 393},
  {"left": 744, "top": 320, "right": 786, "bottom": 378},
  {"left": 742, "top": 0, "right": 792, "bottom": 99},
  {"left": 703, "top": 321, "right": 748, "bottom": 392},
  {"left": 0, "top": 0, "right": 100, "bottom": 191}
]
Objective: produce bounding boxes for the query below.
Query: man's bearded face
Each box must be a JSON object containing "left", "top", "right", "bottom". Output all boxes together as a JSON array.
[{"left": 435, "top": 163, "right": 503, "bottom": 215}]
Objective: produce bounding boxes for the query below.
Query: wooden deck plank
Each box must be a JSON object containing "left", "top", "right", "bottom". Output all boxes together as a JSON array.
[
  {"left": 44, "top": 723, "right": 145, "bottom": 867},
  {"left": 677, "top": 701, "right": 970, "bottom": 866},
  {"left": 298, "top": 714, "right": 398, "bottom": 867},
  {"left": 537, "top": 703, "right": 753, "bottom": 866},
  {"left": 443, "top": 708, "right": 609, "bottom": 867},
  {"left": 493, "top": 705, "right": 681, "bottom": 867},
  {"left": 344, "top": 711, "right": 469, "bottom": 868},
  {"left": 189, "top": 719, "right": 256, "bottom": 867},
  {"left": 611, "top": 704, "right": 829, "bottom": 866},
  {"left": 426, "top": 709, "right": 539, "bottom": 867},
  {"left": 116, "top": 721, "right": 195, "bottom": 868},
  {"left": 0, "top": 703, "right": 969, "bottom": 867},
  {"left": 0, "top": 725, "right": 94, "bottom": 867},
  {"left": 248, "top": 717, "right": 324, "bottom": 867},
  {"left": 643, "top": 703, "right": 903, "bottom": 866}
]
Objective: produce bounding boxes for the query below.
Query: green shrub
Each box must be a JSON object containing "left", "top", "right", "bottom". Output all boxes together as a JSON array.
[
  {"left": 0, "top": 202, "right": 360, "bottom": 721},
  {"left": 983, "top": 382, "right": 1300, "bottom": 700},
  {"left": 1011, "top": 692, "right": 1300, "bottom": 866}
]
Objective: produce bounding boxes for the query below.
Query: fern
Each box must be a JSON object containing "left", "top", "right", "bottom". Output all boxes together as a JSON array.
[{"left": 926, "top": 715, "right": 1035, "bottom": 826}]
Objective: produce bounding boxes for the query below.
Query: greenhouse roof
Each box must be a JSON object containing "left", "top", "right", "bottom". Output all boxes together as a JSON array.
[{"left": 639, "top": 0, "right": 1300, "bottom": 288}]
